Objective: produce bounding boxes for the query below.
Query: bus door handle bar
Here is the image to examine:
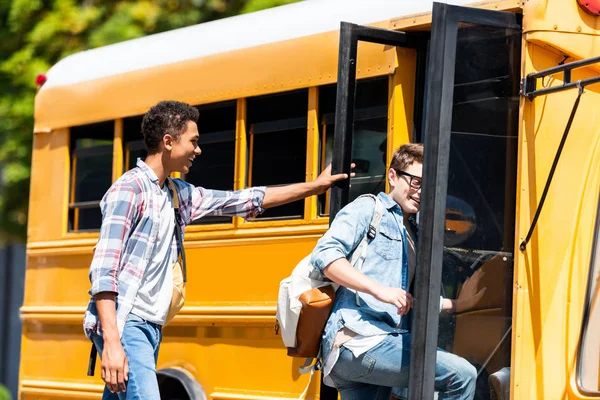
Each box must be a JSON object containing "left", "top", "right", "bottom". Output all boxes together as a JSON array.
[{"left": 519, "top": 83, "right": 584, "bottom": 251}]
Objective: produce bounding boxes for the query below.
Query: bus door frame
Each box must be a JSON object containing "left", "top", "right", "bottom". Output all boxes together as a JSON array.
[
  {"left": 412, "top": 3, "right": 520, "bottom": 399},
  {"left": 330, "top": 3, "right": 521, "bottom": 399},
  {"left": 326, "top": 22, "right": 424, "bottom": 399}
]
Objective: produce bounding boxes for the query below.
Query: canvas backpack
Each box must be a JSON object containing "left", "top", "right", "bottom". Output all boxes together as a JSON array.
[{"left": 275, "top": 194, "right": 384, "bottom": 395}]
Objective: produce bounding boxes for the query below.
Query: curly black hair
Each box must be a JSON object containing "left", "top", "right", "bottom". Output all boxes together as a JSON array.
[{"left": 141, "top": 100, "right": 199, "bottom": 154}]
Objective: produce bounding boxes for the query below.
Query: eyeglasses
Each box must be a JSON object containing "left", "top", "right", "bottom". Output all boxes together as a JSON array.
[{"left": 395, "top": 170, "right": 422, "bottom": 189}]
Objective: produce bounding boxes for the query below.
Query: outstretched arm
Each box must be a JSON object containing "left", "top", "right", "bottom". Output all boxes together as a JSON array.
[
  {"left": 261, "top": 164, "right": 353, "bottom": 209},
  {"left": 185, "top": 163, "right": 355, "bottom": 222}
]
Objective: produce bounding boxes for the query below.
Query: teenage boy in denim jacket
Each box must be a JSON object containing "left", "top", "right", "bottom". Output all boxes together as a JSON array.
[
  {"left": 84, "top": 101, "right": 353, "bottom": 400},
  {"left": 311, "top": 143, "right": 477, "bottom": 400}
]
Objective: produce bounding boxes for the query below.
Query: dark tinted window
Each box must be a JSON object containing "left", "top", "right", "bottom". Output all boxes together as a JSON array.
[
  {"left": 318, "top": 78, "right": 389, "bottom": 215},
  {"left": 248, "top": 90, "right": 308, "bottom": 219},
  {"left": 124, "top": 116, "right": 146, "bottom": 171},
  {"left": 436, "top": 25, "right": 521, "bottom": 395},
  {"left": 69, "top": 121, "right": 114, "bottom": 232},
  {"left": 186, "top": 102, "right": 236, "bottom": 224}
]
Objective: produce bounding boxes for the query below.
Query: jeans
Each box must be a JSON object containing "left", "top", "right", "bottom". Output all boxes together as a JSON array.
[
  {"left": 329, "top": 333, "right": 476, "bottom": 400},
  {"left": 92, "top": 314, "right": 162, "bottom": 400}
]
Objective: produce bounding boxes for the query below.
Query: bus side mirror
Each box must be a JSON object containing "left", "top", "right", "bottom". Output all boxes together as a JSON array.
[{"left": 444, "top": 195, "right": 477, "bottom": 247}]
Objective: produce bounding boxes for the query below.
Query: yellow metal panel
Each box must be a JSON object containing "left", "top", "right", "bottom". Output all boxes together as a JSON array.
[
  {"left": 235, "top": 98, "right": 248, "bottom": 192},
  {"left": 514, "top": 41, "right": 600, "bottom": 400},
  {"left": 305, "top": 87, "right": 319, "bottom": 220},
  {"left": 388, "top": 47, "right": 416, "bottom": 151},
  {"left": 20, "top": 234, "right": 330, "bottom": 397},
  {"left": 522, "top": 0, "right": 600, "bottom": 77},
  {"left": 20, "top": 380, "right": 102, "bottom": 400},
  {"left": 112, "top": 119, "right": 123, "bottom": 182},
  {"left": 247, "top": 126, "right": 254, "bottom": 188},
  {"left": 28, "top": 129, "right": 71, "bottom": 241},
  {"left": 387, "top": 48, "right": 416, "bottom": 193},
  {"left": 70, "top": 155, "right": 78, "bottom": 231}
]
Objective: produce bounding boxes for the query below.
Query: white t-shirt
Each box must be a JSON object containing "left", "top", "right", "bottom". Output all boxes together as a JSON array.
[{"left": 131, "top": 184, "right": 175, "bottom": 325}]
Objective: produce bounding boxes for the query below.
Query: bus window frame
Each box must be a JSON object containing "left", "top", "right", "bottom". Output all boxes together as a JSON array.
[
  {"left": 246, "top": 105, "right": 309, "bottom": 222},
  {"left": 69, "top": 143, "right": 114, "bottom": 232},
  {"left": 576, "top": 190, "right": 600, "bottom": 395}
]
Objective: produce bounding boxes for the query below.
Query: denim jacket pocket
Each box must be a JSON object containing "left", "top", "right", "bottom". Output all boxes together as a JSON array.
[{"left": 373, "top": 226, "right": 403, "bottom": 261}]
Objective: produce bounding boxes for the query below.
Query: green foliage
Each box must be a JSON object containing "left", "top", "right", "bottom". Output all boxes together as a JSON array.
[
  {"left": 0, "top": 0, "right": 301, "bottom": 243},
  {"left": 0, "top": 384, "right": 10, "bottom": 400},
  {"left": 241, "top": 0, "right": 300, "bottom": 14}
]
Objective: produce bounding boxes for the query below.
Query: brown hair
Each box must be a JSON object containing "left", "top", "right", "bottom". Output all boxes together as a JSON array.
[{"left": 390, "top": 143, "right": 424, "bottom": 171}]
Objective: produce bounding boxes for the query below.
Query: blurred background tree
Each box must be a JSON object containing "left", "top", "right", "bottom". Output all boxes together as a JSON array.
[{"left": 0, "top": 0, "right": 300, "bottom": 243}]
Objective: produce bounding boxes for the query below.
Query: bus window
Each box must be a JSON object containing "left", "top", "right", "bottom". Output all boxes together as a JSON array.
[
  {"left": 247, "top": 89, "right": 308, "bottom": 219},
  {"left": 318, "top": 77, "right": 388, "bottom": 216},
  {"left": 437, "top": 23, "right": 520, "bottom": 397},
  {"left": 68, "top": 121, "right": 114, "bottom": 232},
  {"left": 186, "top": 101, "right": 236, "bottom": 225},
  {"left": 578, "top": 197, "right": 600, "bottom": 393},
  {"left": 123, "top": 115, "right": 146, "bottom": 171}
]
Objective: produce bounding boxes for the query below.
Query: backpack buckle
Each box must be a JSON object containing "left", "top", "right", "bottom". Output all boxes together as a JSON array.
[{"left": 367, "top": 224, "right": 376, "bottom": 240}]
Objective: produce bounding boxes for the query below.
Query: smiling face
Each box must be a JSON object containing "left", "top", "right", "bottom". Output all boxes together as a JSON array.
[
  {"left": 388, "top": 161, "right": 422, "bottom": 215},
  {"left": 164, "top": 120, "right": 201, "bottom": 174}
]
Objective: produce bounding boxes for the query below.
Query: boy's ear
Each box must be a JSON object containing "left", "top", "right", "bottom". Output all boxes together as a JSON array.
[
  {"left": 388, "top": 168, "right": 396, "bottom": 184},
  {"left": 163, "top": 134, "right": 174, "bottom": 151}
]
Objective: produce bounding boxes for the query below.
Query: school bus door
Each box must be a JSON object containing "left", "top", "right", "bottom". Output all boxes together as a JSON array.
[{"left": 330, "top": 3, "right": 521, "bottom": 399}]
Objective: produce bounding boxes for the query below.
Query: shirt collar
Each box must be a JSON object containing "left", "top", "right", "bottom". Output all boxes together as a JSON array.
[
  {"left": 378, "top": 191, "right": 401, "bottom": 211},
  {"left": 136, "top": 158, "right": 160, "bottom": 185}
]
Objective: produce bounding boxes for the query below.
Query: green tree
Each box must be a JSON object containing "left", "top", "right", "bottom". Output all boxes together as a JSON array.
[{"left": 0, "top": 0, "right": 300, "bottom": 243}]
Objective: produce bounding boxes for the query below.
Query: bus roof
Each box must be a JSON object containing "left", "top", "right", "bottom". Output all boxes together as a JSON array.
[{"left": 44, "top": 0, "right": 477, "bottom": 89}]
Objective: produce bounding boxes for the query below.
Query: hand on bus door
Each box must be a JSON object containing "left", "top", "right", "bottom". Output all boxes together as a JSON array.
[
  {"left": 314, "top": 163, "right": 356, "bottom": 194},
  {"left": 101, "top": 339, "right": 129, "bottom": 393},
  {"left": 261, "top": 163, "right": 355, "bottom": 209}
]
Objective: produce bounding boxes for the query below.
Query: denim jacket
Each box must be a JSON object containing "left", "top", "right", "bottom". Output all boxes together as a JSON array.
[{"left": 311, "top": 192, "right": 409, "bottom": 361}]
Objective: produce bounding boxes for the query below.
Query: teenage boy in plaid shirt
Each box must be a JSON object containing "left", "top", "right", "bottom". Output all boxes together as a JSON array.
[{"left": 84, "top": 100, "right": 353, "bottom": 399}]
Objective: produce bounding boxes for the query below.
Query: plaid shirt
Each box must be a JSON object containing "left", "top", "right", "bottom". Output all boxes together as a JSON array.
[{"left": 83, "top": 159, "right": 265, "bottom": 339}]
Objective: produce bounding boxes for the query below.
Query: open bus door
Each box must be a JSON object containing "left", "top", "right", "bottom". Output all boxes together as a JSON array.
[
  {"left": 325, "top": 22, "right": 425, "bottom": 399},
  {"left": 330, "top": 3, "right": 521, "bottom": 399}
]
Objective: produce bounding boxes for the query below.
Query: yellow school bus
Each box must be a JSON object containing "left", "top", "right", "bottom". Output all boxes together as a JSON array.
[{"left": 20, "top": 0, "right": 600, "bottom": 399}]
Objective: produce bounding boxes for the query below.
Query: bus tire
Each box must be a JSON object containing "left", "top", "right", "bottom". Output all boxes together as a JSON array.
[{"left": 157, "top": 367, "right": 206, "bottom": 400}]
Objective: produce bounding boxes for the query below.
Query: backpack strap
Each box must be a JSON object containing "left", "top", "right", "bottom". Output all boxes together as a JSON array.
[
  {"left": 348, "top": 194, "right": 384, "bottom": 306},
  {"left": 297, "top": 349, "right": 322, "bottom": 398},
  {"left": 86, "top": 343, "right": 97, "bottom": 376},
  {"left": 167, "top": 178, "right": 187, "bottom": 283}
]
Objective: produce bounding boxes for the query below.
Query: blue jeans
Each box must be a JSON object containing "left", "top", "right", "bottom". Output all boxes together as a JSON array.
[
  {"left": 92, "top": 314, "right": 162, "bottom": 400},
  {"left": 329, "top": 333, "right": 476, "bottom": 400}
]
